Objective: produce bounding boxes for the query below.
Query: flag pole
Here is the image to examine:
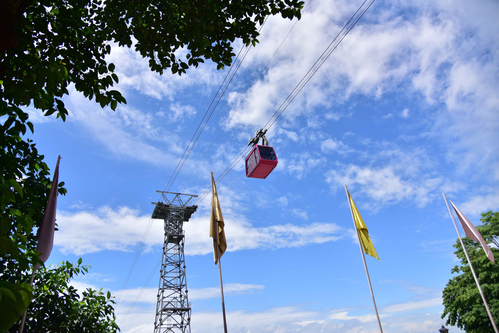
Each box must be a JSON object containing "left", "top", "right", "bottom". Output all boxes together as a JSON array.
[
  {"left": 212, "top": 172, "right": 228, "bottom": 333},
  {"left": 216, "top": 237, "right": 228, "bottom": 333},
  {"left": 18, "top": 271, "right": 36, "bottom": 333},
  {"left": 442, "top": 193, "right": 498, "bottom": 333},
  {"left": 345, "top": 185, "right": 383, "bottom": 333}
]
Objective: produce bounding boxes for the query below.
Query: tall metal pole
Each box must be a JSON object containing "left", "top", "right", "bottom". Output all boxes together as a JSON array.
[
  {"left": 345, "top": 185, "right": 383, "bottom": 333},
  {"left": 442, "top": 193, "right": 498, "bottom": 333},
  {"left": 212, "top": 172, "right": 228, "bottom": 333},
  {"left": 216, "top": 236, "right": 228, "bottom": 333}
]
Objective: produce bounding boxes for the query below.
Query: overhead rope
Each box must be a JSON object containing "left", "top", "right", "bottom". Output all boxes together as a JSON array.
[
  {"left": 163, "top": 19, "right": 270, "bottom": 193},
  {"left": 194, "top": 0, "right": 375, "bottom": 206},
  {"left": 178, "top": 0, "right": 314, "bottom": 192},
  {"left": 115, "top": 217, "right": 155, "bottom": 305},
  {"left": 122, "top": 257, "right": 162, "bottom": 320},
  {"left": 117, "top": 18, "right": 270, "bottom": 307},
  {"left": 264, "top": 0, "right": 375, "bottom": 131},
  {"left": 122, "top": 0, "right": 375, "bottom": 315}
]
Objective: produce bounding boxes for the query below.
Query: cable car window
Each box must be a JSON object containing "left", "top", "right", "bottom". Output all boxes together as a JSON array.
[
  {"left": 258, "top": 146, "right": 276, "bottom": 160},
  {"left": 246, "top": 149, "right": 258, "bottom": 174}
]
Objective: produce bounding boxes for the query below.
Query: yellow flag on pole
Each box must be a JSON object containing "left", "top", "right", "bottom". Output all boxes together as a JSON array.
[
  {"left": 347, "top": 189, "right": 380, "bottom": 260},
  {"left": 210, "top": 172, "right": 227, "bottom": 264}
]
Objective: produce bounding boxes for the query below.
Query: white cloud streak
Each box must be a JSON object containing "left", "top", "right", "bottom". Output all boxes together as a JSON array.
[
  {"left": 216, "top": 0, "right": 499, "bottom": 182},
  {"left": 321, "top": 138, "right": 354, "bottom": 155},
  {"left": 329, "top": 311, "right": 390, "bottom": 323},
  {"left": 55, "top": 206, "right": 344, "bottom": 255},
  {"left": 454, "top": 190, "right": 499, "bottom": 216},
  {"left": 118, "top": 299, "right": 457, "bottom": 333},
  {"left": 114, "top": 283, "right": 264, "bottom": 305},
  {"left": 326, "top": 164, "right": 440, "bottom": 208},
  {"left": 65, "top": 89, "right": 181, "bottom": 165},
  {"left": 382, "top": 297, "right": 442, "bottom": 313}
]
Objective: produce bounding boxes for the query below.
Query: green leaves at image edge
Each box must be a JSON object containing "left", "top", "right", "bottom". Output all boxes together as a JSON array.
[{"left": 0, "top": 281, "right": 33, "bottom": 333}]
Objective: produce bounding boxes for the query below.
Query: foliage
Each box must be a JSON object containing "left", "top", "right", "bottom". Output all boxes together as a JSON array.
[
  {"left": 4, "top": 259, "right": 118, "bottom": 333},
  {"left": 0, "top": 281, "right": 33, "bottom": 332},
  {"left": 0, "top": 104, "right": 67, "bottom": 331},
  {"left": 0, "top": 106, "right": 66, "bottom": 271},
  {"left": 1, "top": 0, "right": 304, "bottom": 119},
  {"left": 442, "top": 211, "right": 499, "bottom": 332}
]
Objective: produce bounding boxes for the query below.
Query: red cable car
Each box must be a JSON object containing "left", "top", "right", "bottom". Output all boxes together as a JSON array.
[{"left": 245, "top": 129, "right": 278, "bottom": 179}]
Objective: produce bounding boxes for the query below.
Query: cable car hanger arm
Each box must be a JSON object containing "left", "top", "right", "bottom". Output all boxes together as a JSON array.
[{"left": 248, "top": 128, "right": 269, "bottom": 146}]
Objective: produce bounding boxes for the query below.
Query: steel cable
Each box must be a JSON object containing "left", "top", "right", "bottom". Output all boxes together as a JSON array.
[{"left": 194, "top": 0, "right": 375, "bottom": 205}]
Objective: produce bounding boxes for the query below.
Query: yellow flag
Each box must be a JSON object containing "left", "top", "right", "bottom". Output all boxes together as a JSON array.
[
  {"left": 347, "top": 189, "right": 380, "bottom": 260},
  {"left": 210, "top": 172, "right": 227, "bottom": 264}
]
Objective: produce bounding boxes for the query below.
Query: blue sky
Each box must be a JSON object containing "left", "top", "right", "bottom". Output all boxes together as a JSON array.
[{"left": 25, "top": 0, "right": 499, "bottom": 331}]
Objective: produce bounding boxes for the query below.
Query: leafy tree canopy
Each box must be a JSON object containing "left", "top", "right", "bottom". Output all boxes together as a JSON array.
[
  {"left": 1, "top": 0, "right": 304, "bottom": 119},
  {"left": 3, "top": 259, "right": 118, "bottom": 333},
  {"left": 442, "top": 211, "right": 499, "bottom": 332}
]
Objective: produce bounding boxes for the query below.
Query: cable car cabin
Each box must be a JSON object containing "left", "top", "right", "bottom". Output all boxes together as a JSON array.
[{"left": 245, "top": 145, "right": 278, "bottom": 179}]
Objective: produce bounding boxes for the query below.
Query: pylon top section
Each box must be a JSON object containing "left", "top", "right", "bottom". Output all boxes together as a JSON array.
[
  {"left": 155, "top": 191, "right": 198, "bottom": 206},
  {"left": 151, "top": 191, "right": 198, "bottom": 221}
]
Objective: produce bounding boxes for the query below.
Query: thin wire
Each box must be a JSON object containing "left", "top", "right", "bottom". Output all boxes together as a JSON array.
[
  {"left": 168, "top": 44, "right": 254, "bottom": 192},
  {"left": 264, "top": 0, "right": 373, "bottom": 130},
  {"left": 122, "top": 257, "right": 162, "bottom": 320},
  {"left": 115, "top": 217, "right": 155, "bottom": 304},
  {"left": 194, "top": 0, "right": 375, "bottom": 205},
  {"left": 162, "top": 44, "right": 248, "bottom": 193},
  {"left": 124, "top": 0, "right": 375, "bottom": 315},
  {"left": 178, "top": 1, "right": 313, "bottom": 192},
  {"left": 163, "top": 19, "right": 270, "bottom": 193},
  {"left": 119, "top": 18, "right": 271, "bottom": 317}
]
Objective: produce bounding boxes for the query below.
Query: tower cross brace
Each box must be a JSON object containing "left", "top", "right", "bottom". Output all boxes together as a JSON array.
[{"left": 152, "top": 191, "right": 198, "bottom": 333}]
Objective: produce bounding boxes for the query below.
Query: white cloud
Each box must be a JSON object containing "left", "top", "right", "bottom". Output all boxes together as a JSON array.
[
  {"left": 184, "top": 213, "right": 343, "bottom": 256},
  {"left": 118, "top": 302, "right": 460, "bottom": 333},
  {"left": 216, "top": 0, "right": 499, "bottom": 184},
  {"left": 296, "top": 320, "right": 327, "bottom": 326},
  {"left": 325, "top": 112, "right": 344, "bottom": 121},
  {"left": 123, "top": 324, "right": 153, "bottom": 333},
  {"left": 192, "top": 306, "right": 319, "bottom": 333},
  {"left": 401, "top": 108, "right": 409, "bottom": 118},
  {"left": 66, "top": 89, "right": 181, "bottom": 165},
  {"left": 114, "top": 283, "right": 264, "bottom": 306},
  {"left": 276, "top": 196, "right": 288, "bottom": 206},
  {"left": 292, "top": 208, "right": 309, "bottom": 220},
  {"left": 321, "top": 138, "right": 354, "bottom": 155},
  {"left": 329, "top": 311, "right": 390, "bottom": 323},
  {"left": 55, "top": 207, "right": 156, "bottom": 255},
  {"left": 167, "top": 103, "right": 197, "bottom": 123},
  {"left": 55, "top": 206, "right": 344, "bottom": 255},
  {"left": 282, "top": 153, "right": 326, "bottom": 179},
  {"left": 326, "top": 164, "right": 439, "bottom": 208},
  {"left": 23, "top": 106, "right": 55, "bottom": 124},
  {"left": 456, "top": 190, "right": 499, "bottom": 216},
  {"left": 382, "top": 297, "right": 442, "bottom": 313},
  {"left": 323, "top": 140, "right": 461, "bottom": 208},
  {"left": 189, "top": 283, "right": 265, "bottom": 301},
  {"left": 106, "top": 42, "right": 220, "bottom": 100},
  {"left": 277, "top": 127, "right": 299, "bottom": 142},
  {"left": 68, "top": 280, "right": 99, "bottom": 299}
]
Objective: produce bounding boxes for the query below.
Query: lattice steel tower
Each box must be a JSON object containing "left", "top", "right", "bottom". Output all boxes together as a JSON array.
[{"left": 152, "top": 191, "right": 198, "bottom": 333}]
